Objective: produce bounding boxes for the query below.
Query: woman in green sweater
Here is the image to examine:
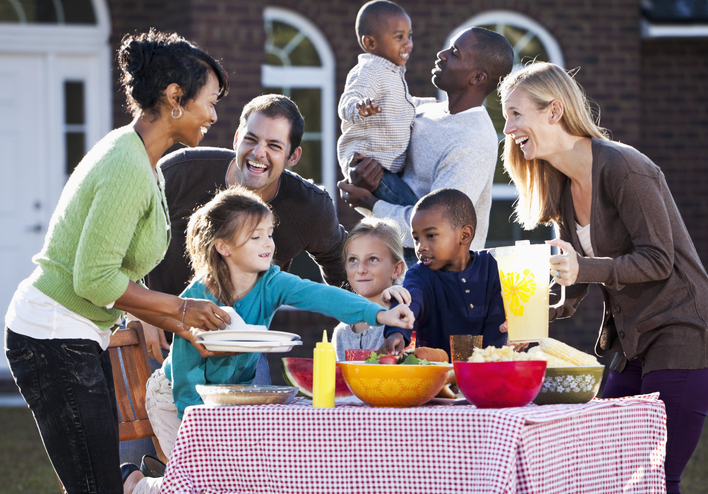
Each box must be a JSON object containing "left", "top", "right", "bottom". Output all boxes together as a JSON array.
[{"left": 4, "top": 30, "right": 230, "bottom": 493}]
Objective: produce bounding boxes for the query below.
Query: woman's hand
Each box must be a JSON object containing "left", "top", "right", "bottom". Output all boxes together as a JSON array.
[
  {"left": 115, "top": 282, "right": 231, "bottom": 332},
  {"left": 378, "top": 333, "right": 406, "bottom": 356},
  {"left": 547, "top": 239, "right": 579, "bottom": 286},
  {"left": 184, "top": 327, "right": 243, "bottom": 359},
  {"left": 181, "top": 298, "right": 231, "bottom": 331},
  {"left": 381, "top": 286, "right": 411, "bottom": 309}
]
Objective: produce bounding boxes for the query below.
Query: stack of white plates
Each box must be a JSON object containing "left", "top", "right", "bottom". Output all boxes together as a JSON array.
[
  {"left": 196, "top": 328, "right": 302, "bottom": 353},
  {"left": 195, "top": 306, "right": 302, "bottom": 352}
]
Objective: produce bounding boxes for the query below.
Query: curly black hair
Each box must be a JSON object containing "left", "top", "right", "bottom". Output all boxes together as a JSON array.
[
  {"left": 118, "top": 28, "right": 229, "bottom": 117},
  {"left": 413, "top": 188, "right": 477, "bottom": 234}
]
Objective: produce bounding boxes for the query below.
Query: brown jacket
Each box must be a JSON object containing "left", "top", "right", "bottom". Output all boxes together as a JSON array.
[{"left": 550, "top": 138, "right": 708, "bottom": 375}]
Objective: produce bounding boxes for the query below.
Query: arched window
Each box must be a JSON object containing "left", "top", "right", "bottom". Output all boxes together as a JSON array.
[
  {"left": 262, "top": 7, "right": 336, "bottom": 196},
  {"left": 442, "top": 11, "right": 564, "bottom": 246}
]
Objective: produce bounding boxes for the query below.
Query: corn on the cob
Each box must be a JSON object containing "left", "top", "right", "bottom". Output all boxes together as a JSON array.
[
  {"left": 527, "top": 346, "right": 574, "bottom": 367},
  {"left": 539, "top": 338, "right": 600, "bottom": 367}
]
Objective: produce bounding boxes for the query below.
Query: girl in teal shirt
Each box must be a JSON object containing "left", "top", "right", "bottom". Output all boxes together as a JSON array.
[{"left": 158, "top": 186, "right": 415, "bottom": 419}]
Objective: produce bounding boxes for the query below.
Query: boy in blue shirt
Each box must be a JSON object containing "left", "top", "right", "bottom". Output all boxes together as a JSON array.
[{"left": 380, "top": 188, "right": 506, "bottom": 357}]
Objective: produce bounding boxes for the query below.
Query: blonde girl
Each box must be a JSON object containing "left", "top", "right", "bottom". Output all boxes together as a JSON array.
[
  {"left": 332, "top": 217, "right": 409, "bottom": 360},
  {"left": 143, "top": 187, "right": 414, "bottom": 461}
]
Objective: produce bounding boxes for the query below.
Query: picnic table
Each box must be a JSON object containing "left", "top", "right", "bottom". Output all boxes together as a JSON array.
[{"left": 160, "top": 393, "right": 666, "bottom": 494}]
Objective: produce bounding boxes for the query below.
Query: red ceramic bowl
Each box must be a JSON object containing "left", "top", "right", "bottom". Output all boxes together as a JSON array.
[{"left": 454, "top": 360, "right": 547, "bottom": 408}]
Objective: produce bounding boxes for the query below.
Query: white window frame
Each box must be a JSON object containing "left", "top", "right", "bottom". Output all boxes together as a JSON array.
[
  {"left": 0, "top": 0, "right": 112, "bottom": 207},
  {"left": 261, "top": 7, "right": 337, "bottom": 197},
  {"left": 440, "top": 10, "right": 564, "bottom": 204}
]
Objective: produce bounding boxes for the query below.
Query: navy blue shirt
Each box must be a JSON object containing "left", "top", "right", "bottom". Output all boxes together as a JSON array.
[{"left": 384, "top": 250, "right": 507, "bottom": 357}]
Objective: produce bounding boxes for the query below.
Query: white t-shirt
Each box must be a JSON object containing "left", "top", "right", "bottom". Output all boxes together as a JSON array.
[
  {"left": 5, "top": 278, "right": 115, "bottom": 350},
  {"left": 575, "top": 222, "right": 595, "bottom": 257}
]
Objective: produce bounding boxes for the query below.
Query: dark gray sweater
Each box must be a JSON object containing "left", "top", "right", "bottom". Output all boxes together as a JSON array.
[{"left": 550, "top": 138, "right": 708, "bottom": 375}]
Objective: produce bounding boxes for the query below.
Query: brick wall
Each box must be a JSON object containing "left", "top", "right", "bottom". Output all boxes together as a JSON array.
[{"left": 641, "top": 38, "right": 708, "bottom": 265}]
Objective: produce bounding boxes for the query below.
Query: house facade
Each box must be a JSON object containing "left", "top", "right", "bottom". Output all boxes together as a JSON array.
[{"left": 1, "top": 0, "right": 706, "bottom": 374}]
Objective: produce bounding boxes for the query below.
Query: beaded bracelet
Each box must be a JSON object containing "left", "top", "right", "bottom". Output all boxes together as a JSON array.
[{"left": 181, "top": 299, "right": 188, "bottom": 324}]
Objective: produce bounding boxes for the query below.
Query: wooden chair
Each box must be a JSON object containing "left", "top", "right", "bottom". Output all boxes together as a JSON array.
[{"left": 109, "top": 320, "right": 168, "bottom": 463}]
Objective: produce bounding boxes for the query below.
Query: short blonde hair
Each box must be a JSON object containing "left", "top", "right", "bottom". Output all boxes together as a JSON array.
[
  {"left": 499, "top": 62, "right": 609, "bottom": 229},
  {"left": 344, "top": 217, "right": 406, "bottom": 283}
]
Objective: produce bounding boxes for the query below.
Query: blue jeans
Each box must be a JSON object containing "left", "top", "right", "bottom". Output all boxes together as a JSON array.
[
  {"left": 5, "top": 328, "right": 123, "bottom": 493},
  {"left": 372, "top": 169, "right": 418, "bottom": 207},
  {"left": 603, "top": 358, "right": 708, "bottom": 494}
]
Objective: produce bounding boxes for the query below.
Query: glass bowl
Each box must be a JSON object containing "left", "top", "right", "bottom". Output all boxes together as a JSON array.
[
  {"left": 533, "top": 365, "right": 605, "bottom": 405},
  {"left": 196, "top": 384, "right": 298, "bottom": 406}
]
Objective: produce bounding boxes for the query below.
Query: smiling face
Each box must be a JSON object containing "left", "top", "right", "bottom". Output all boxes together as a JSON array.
[
  {"left": 369, "top": 12, "right": 413, "bottom": 66},
  {"left": 431, "top": 30, "right": 478, "bottom": 92},
  {"left": 225, "top": 215, "right": 275, "bottom": 275},
  {"left": 234, "top": 112, "right": 301, "bottom": 202},
  {"left": 345, "top": 235, "right": 403, "bottom": 303},
  {"left": 411, "top": 206, "right": 469, "bottom": 272},
  {"left": 174, "top": 69, "right": 220, "bottom": 148},
  {"left": 502, "top": 87, "right": 555, "bottom": 162}
]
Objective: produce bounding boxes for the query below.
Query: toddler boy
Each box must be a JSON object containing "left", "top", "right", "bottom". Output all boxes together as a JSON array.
[
  {"left": 380, "top": 188, "right": 507, "bottom": 357},
  {"left": 337, "top": 0, "right": 435, "bottom": 207}
]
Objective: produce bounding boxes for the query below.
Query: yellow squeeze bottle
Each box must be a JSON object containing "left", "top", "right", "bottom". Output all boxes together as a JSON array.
[{"left": 313, "top": 330, "right": 335, "bottom": 408}]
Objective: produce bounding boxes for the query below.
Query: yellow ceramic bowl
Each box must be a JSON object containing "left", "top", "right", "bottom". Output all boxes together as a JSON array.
[{"left": 337, "top": 361, "right": 452, "bottom": 407}]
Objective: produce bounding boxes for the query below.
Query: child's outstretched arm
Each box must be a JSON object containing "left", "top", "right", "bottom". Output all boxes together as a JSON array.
[
  {"left": 381, "top": 285, "right": 411, "bottom": 309},
  {"left": 375, "top": 304, "right": 414, "bottom": 329}
]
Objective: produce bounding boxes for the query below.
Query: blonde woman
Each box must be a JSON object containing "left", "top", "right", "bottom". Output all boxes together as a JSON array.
[{"left": 500, "top": 61, "right": 708, "bottom": 494}]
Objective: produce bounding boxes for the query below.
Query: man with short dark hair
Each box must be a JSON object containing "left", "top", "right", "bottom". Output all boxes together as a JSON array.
[
  {"left": 144, "top": 94, "right": 348, "bottom": 366},
  {"left": 338, "top": 27, "right": 514, "bottom": 265}
]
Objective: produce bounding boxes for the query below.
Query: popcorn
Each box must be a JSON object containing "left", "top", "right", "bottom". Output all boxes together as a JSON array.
[{"left": 468, "top": 346, "right": 541, "bottom": 363}]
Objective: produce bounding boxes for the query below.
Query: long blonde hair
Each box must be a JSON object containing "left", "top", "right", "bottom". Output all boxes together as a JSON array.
[
  {"left": 498, "top": 62, "right": 609, "bottom": 229},
  {"left": 344, "top": 217, "right": 406, "bottom": 285},
  {"left": 186, "top": 186, "right": 273, "bottom": 305}
]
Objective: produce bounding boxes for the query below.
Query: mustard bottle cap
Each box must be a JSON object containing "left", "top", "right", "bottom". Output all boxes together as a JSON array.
[{"left": 316, "top": 329, "right": 333, "bottom": 349}]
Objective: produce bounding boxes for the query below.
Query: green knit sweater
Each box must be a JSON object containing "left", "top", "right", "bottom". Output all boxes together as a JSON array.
[{"left": 30, "top": 126, "right": 171, "bottom": 331}]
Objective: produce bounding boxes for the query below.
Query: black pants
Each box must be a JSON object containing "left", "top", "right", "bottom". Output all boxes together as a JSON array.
[{"left": 5, "top": 328, "right": 122, "bottom": 493}]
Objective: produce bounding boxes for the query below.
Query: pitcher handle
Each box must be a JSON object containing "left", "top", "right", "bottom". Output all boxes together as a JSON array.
[{"left": 549, "top": 281, "right": 566, "bottom": 309}]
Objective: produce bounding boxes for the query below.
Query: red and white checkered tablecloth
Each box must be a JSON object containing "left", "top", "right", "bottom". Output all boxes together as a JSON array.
[{"left": 160, "top": 394, "right": 666, "bottom": 494}]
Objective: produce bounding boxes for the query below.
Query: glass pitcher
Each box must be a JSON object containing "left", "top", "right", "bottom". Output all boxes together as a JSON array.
[{"left": 489, "top": 240, "right": 565, "bottom": 342}]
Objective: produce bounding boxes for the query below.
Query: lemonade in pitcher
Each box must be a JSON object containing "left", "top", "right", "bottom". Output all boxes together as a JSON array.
[{"left": 491, "top": 241, "right": 565, "bottom": 342}]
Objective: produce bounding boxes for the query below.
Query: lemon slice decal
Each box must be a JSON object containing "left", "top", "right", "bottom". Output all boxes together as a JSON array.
[{"left": 500, "top": 269, "right": 537, "bottom": 317}]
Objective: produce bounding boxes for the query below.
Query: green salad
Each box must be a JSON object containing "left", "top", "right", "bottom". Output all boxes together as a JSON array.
[{"left": 364, "top": 353, "right": 433, "bottom": 365}]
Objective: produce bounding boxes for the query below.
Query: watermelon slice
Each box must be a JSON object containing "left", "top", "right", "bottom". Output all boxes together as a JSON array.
[{"left": 281, "top": 357, "right": 353, "bottom": 398}]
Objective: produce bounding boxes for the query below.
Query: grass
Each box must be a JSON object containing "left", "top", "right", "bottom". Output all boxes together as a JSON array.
[
  {"left": 1, "top": 405, "right": 708, "bottom": 493},
  {"left": 0, "top": 407, "right": 59, "bottom": 493}
]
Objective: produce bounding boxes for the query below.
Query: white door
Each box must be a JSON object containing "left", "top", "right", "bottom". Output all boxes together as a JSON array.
[
  {"left": 0, "top": 53, "right": 110, "bottom": 377},
  {"left": 0, "top": 54, "right": 48, "bottom": 333}
]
